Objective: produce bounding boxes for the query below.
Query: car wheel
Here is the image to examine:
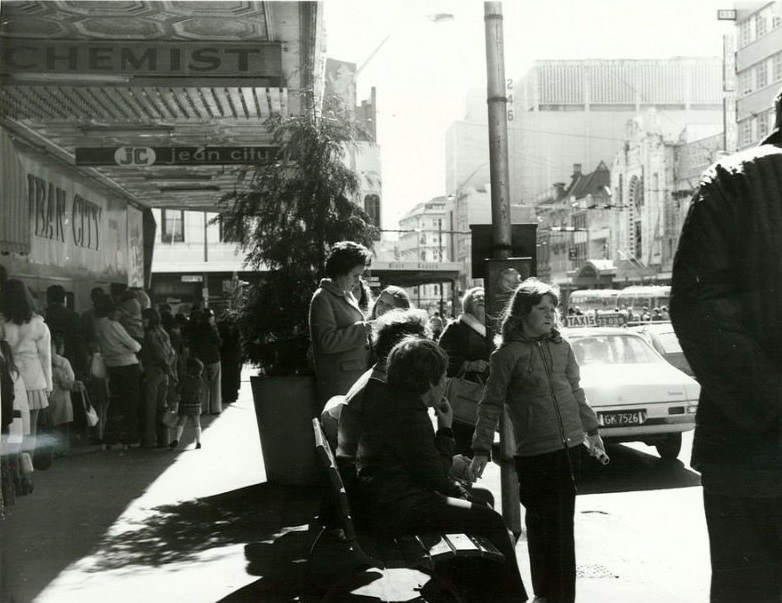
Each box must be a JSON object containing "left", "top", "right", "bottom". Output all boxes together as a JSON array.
[{"left": 655, "top": 433, "right": 682, "bottom": 460}]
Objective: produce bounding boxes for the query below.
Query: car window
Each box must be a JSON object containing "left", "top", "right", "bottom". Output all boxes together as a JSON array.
[
  {"left": 571, "top": 334, "right": 661, "bottom": 365},
  {"left": 653, "top": 331, "right": 683, "bottom": 354}
]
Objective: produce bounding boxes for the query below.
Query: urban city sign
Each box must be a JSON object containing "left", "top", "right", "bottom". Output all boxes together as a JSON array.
[{"left": 75, "top": 146, "right": 276, "bottom": 167}]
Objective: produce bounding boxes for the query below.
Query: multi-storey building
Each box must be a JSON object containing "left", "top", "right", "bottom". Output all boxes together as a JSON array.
[
  {"left": 535, "top": 119, "right": 724, "bottom": 293},
  {"left": 514, "top": 58, "right": 724, "bottom": 202},
  {"left": 397, "top": 196, "right": 453, "bottom": 312},
  {"left": 733, "top": 2, "right": 782, "bottom": 149}
]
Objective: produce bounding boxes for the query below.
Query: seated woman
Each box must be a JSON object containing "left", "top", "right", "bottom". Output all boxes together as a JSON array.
[
  {"left": 322, "top": 308, "right": 431, "bottom": 468},
  {"left": 356, "top": 337, "right": 528, "bottom": 603}
]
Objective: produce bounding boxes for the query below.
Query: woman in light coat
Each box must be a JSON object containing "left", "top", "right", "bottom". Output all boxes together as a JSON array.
[
  {"left": 94, "top": 294, "right": 141, "bottom": 451},
  {"left": 2, "top": 279, "right": 52, "bottom": 455},
  {"left": 309, "top": 241, "right": 373, "bottom": 408}
]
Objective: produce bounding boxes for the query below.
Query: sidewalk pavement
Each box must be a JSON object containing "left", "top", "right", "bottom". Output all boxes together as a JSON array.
[
  {"left": 0, "top": 367, "right": 706, "bottom": 602},
  {"left": 0, "top": 367, "right": 325, "bottom": 603}
]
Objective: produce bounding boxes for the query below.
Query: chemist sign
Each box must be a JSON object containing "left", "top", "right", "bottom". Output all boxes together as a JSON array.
[{"left": 75, "top": 146, "right": 276, "bottom": 167}]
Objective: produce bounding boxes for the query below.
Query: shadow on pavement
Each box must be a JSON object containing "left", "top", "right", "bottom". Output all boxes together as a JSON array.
[
  {"left": 90, "top": 483, "right": 320, "bottom": 571},
  {"left": 577, "top": 443, "right": 701, "bottom": 495}
]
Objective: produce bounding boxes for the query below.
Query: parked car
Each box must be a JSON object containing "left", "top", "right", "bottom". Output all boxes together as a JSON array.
[
  {"left": 627, "top": 321, "right": 694, "bottom": 377},
  {"left": 565, "top": 327, "right": 700, "bottom": 460}
]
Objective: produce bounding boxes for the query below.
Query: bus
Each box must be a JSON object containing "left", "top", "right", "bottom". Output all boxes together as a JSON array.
[
  {"left": 615, "top": 285, "right": 670, "bottom": 315},
  {"left": 567, "top": 289, "right": 621, "bottom": 314}
]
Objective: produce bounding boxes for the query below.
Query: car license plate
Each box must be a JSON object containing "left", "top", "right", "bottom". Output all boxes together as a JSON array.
[{"left": 598, "top": 410, "right": 647, "bottom": 426}]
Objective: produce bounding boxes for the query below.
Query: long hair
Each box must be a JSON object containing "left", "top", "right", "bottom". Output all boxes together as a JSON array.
[
  {"left": 498, "top": 278, "right": 560, "bottom": 343},
  {"left": 2, "top": 279, "right": 36, "bottom": 325},
  {"left": 370, "top": 285, "right": 411, "bottom": 319}
]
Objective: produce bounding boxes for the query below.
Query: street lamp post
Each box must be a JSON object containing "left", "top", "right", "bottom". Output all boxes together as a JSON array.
[{"left": 484, "top": 1, "right": 521, "bottom": 537}]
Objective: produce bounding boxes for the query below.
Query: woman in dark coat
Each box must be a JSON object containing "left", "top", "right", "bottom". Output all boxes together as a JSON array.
[
  {"left": 438, "top": 286, "right": 492, "bottom": 454},
  {"left": 217, "top": 312, "right": 242, "bottom": 404},
  {"left": 308, "top": 241, "right": 373, "bottom": 408}
]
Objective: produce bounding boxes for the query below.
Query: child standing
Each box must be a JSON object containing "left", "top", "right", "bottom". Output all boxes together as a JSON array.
[
  {"left": 169, "top": 357, "right": 203, "bottom": 450},
  {"left": 49, "top": 334, "right": 84, "bottom": 457},
  {"left": 469, "top": 277, "right": 607, "bottom": 603}
]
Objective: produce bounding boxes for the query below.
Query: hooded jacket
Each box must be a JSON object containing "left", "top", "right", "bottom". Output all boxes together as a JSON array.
[
  {"left": 670, "top": 126, "right": 782, "bottom": 495},
  {"left": 472, "top": 328, "right": 599, "bottom": 458}
]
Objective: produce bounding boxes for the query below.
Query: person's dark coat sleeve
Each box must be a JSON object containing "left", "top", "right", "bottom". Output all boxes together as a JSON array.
[{"left": 671, "top": 175, "right": 782, "bottom": 434}]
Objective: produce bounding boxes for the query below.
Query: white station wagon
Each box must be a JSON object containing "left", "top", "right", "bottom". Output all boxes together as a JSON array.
[{"left": 564, "top": 326, "right": 700, "bottom": 460}]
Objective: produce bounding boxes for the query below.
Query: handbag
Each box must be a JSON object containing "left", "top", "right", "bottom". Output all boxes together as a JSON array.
[
  {"left": 162, "top": 408, "right": 179, "bottom": 429},
  {"left": 90, "top": 352, "right": 107, "bottom": 380},
  {"left": 82, "top": 390, "right": 100, "bottom": 427},
  {"left": 445, "top": 371, "right": 485, "bottom": 425}
]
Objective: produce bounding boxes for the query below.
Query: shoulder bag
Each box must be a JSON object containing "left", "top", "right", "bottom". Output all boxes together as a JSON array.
[{"left": 445, "top": 370, "right": 485, "bottom": 425}]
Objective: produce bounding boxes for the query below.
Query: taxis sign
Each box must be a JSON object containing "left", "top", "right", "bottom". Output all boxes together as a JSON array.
[{"left": 565, "top": 313, "right": 626, "bottom": 328}]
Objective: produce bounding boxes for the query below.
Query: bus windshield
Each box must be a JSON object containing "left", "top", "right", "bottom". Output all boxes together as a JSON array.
[
  {"left": 568, "top": 289, "right": 620, "bottom": 314},
  {"left": 615, "top": 286, "right": 670, "bottom": 316}
]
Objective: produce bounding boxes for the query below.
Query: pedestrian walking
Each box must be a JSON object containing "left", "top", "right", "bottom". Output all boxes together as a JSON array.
[
  {"left": 670, "top": 85, "right": 782, "bottom": 603},
  {"left": 169, "top": 357, "right": 204, "bottom": 450}
]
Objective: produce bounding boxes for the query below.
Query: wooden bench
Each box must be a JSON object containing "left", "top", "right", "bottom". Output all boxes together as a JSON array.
[{"left": 309, "top": 418, "right": 505, "bottom": 596}]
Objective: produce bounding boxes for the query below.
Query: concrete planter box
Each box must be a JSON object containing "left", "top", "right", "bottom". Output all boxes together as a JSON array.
[{"left": 250, "top": 374, "right": 320, "bottom": 486}]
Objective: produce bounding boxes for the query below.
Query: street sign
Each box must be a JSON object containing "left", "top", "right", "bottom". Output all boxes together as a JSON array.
[{"left": 181, "top": 275, "right": 203, "bottom": 283}]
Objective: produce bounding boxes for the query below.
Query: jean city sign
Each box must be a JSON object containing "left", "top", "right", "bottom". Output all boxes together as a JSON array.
[{"left": 75, "top": 146, "right": 276, "bottom": 167}]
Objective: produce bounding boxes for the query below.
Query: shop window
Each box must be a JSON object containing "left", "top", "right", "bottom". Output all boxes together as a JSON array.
[{"left": 161, "top": 210, "right": 184, "bottom": 243}]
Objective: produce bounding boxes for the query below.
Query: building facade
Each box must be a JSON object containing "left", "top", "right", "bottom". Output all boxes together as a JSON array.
[
  {"left": 514, "top": 58, "right": 724, "bottom": 202},
  {"left": 733, "top": 2, "right": 782, "bottom": 149},
  {"left": 397, "top": 197, "right": 453, "bottom": 313}
]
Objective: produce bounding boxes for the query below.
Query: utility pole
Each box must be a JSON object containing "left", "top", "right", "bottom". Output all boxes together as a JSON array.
[{"left": 484, "top": 1, "right": 521, "bottom": 537}]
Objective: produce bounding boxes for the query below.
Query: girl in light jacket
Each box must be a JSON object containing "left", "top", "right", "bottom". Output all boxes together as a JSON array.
[
  {"left": 469, "top": 277, "right": 606, "bottom": 603},
  {"left": 2, "top": 279, "right": 52, "bottom": 457}
]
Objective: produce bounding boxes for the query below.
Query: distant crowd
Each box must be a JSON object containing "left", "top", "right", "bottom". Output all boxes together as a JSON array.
[{"left": 0, "top": 277, "right": 242, "bottom": 515}]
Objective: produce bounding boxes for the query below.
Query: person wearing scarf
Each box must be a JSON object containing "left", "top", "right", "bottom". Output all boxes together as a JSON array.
[{"left": 438, "top": 287, "right": 492, "bottom": 454}]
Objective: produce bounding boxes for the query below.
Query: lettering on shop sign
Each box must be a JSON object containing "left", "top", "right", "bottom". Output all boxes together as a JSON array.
[
  {"left": 27, "top": 174, "right": 102, "bottom": 250},
  {"left": 76, "top": 146, "right": 276, "bottom": 167},
  {"left": 2, "top": 41, "right": 282, "bottom": 77}
]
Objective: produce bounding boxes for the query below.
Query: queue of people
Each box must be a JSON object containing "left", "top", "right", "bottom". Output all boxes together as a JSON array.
[
  {"left": 0, "top": 277, "right": 241, "bottom": 513},
  {"left": 311, "top": 241, "right": 609, "bottom": 603}
]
